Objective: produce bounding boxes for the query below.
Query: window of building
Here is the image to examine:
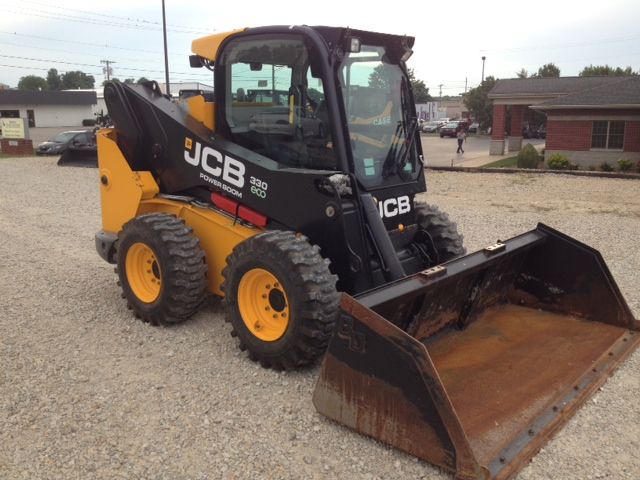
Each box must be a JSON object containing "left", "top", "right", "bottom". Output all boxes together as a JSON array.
[
  {"left": 0, "top": 110, "right": 20, "bottom": 118},
  {"left": 591, "top": 120, "right": 625, "bottom": 149}
]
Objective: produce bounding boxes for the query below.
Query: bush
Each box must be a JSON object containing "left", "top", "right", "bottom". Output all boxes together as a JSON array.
[
  {"left": 547, "top": 153, "right": 572, "bottom": 170},
  {"left": 82, "top": 118, "right": 96, "bottom": 127},
  {"left": 586, "top": 164, "right": 598, "bottom": 171},
  {"left": 517, "top": 144, "right": 540, "bottom": 169},
  {"left": 617, "top": 158, "right": 633, "bottom": 172},
  {"left": 600, "top": 162, "right": 614, "bottom": 172}
]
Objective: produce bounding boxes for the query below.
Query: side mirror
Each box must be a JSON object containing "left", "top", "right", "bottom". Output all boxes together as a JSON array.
[{"left": 189, "top": 55, "right": 204, "bottom": 68}]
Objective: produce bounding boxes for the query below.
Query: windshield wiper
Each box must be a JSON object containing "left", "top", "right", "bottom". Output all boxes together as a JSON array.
[
  {"left": 395, "top": 116, "right": 417, "bottom": 174},
  {"left": 382, "top": 122, "right": 403, "bottom": 177}
]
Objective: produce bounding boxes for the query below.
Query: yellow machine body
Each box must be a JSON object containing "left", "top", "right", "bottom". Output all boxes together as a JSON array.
[
  {"left": 96, "top": 128, "right": 259, "bottom": 296},
  {"left": 191, "top": 29, "right": 246, "bottom": 62},
  {"left": 185, "top": 95, "right": 216, "bottom": 131}
]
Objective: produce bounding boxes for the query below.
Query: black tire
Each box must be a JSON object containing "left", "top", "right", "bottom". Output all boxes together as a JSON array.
[
  {"left": 222, "top": 230, "right": 339, "bottom": 370},
  {"left": 116, "top": 213, "right": 208, "bottom": 325},
  {"left": 415, "top": 203, "right": 466, "bottom": 263}
]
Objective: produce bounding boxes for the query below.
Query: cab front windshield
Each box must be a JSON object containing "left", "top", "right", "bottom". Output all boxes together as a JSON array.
[{"left": 339, "top": 45, "right": 419, "bottom": 187}]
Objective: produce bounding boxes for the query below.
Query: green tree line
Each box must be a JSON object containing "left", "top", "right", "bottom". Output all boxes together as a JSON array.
[{"left": 17, "top": 68, "right": 150, "bottom": 91}]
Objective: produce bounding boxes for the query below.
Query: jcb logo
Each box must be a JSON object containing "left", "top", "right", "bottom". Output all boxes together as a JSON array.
[
  {"left": 378, "top": 196, "right": 411, "bottom": 218},
  {"left": 184, "top": 138, "right": 245, "bottom": 188}
]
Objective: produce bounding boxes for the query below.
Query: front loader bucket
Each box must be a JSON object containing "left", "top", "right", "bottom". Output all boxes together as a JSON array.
[{"left": 313, "top": 223, "right": 639, "bottom": 480}]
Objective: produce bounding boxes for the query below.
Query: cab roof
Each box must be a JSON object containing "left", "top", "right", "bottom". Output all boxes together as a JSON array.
[{"left": 191, "top": 26, "right": 414, "bottom": 63}]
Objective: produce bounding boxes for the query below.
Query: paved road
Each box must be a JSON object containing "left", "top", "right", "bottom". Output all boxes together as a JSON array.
[{"left": 421, "top": 134, "right": 545, "bottom": 167}]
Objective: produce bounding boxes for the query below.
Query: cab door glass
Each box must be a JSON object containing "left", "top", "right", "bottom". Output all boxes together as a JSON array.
[{"left": 223, "top": 36, "right": 337, "bottom": 170}]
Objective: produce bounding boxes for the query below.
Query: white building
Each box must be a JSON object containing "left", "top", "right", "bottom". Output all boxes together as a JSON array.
[
  {"left": 156, "top": 82, "right": 214, "bottom": 98},
  {"left": 0, "top": 90, "right": 97, "bottom": 127}
]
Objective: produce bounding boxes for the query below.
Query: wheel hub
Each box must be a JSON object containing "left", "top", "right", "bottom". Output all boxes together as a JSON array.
[
  {"left": 238, "top": 268, "right": 289, "bottom": 342},
  {"left": 126, "top": 242, "right": 162, "bottom": 303}
]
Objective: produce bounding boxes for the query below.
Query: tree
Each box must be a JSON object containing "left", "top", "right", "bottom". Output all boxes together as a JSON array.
[
  {"left": 368, "top": 65, "right": 432, "bottom": 102},
  {"left": 408, "top": 69, "right": 432, "bottom": 103},
  {"left": 579, "top": 65, "right": 637, "bottom": 76},
  {"left": 18, "top": 75, "right": 47, "bottom": 91},
  {"left": 368, "top": 64, "right": 394, "bottom": 89},
  {"left": 516, "top": 68, "right": 529, "bottom": 79},
  {"left": 123, "top": 78, "right": 136, "bottom": 84},
  {"left": 46, "top": 68, "right": 61, "bottom": 90},
  {"left": 463, "top": 76, "right": 497, "bottom": 130},
  {"left": 136, "top": 77, "right": 150, "bottom": 84},
  {"left": 535, "top": 63, "right": 560, "bottom": 78},
  {"left": 60, "top": 70, "right": 95, "bottom": 89}
]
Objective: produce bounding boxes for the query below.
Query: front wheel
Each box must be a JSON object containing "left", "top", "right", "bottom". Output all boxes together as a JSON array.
[
  {"left": 222, "top": 231, "right": 339, "bottom": 370},
  {"left": 415, "top": 203, "right": 466, "bottom": 264}
]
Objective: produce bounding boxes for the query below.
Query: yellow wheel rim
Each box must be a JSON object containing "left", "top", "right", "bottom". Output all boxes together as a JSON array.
[
  {"left": 125, "top": 242, "right": 162, "bottom": 303},
  {"left": 238, "top": 268, "right": 289, "bottom": 342}
]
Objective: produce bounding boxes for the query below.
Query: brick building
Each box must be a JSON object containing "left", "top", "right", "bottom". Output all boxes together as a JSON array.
[
  {"left": 487, "top": 77, "right": 640, "bottom": 167},
  {"left": 535, "top": 76, "right": 640, "bottom": 167}
]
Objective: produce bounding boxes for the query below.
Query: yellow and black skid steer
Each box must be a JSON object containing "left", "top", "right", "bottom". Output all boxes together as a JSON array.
[{"left": 94, "top": 25, "right": 639, "bottom": 479}]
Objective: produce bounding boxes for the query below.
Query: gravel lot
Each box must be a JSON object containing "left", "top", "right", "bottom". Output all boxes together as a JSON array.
[{"left": 1, "top": 156, "right": 639, "bottom": 480}]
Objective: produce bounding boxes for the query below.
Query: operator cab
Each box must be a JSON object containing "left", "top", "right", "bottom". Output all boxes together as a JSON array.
[{"left": 188, "top": 26, "right": 423, "bottom": 193}]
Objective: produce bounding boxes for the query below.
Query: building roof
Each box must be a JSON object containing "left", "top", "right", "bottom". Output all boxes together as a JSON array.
[
  {"left": 535, "top": 76, "right": 640, "bottom": 109},
  {"left": 0, "top": 90, "right": 97, "bottom": 106},
  {"left": 488, "top": 76, "right": 623, "bottom": 98}
]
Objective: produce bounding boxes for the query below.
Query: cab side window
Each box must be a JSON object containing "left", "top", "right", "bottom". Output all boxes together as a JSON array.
[{"left": 222, "top": 36, "right": 337, "bottom": 171}]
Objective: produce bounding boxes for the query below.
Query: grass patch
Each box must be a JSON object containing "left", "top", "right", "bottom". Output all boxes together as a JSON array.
[{"left": 481, "top": 156, "right": 518, "bottom": 168}]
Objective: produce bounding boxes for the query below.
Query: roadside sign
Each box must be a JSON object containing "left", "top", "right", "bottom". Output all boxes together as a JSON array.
[{"left": 0, "top": 118, "right": 29, "bottom": 139}]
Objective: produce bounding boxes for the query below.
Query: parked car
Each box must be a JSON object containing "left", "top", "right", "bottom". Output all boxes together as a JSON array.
[
  {"left": 439, "top": 121, "right": 460, "bottom": 138},
  {"left": 468, "top": 122, "right": 479, "bottom": 134},
  {"left": 421, "top": 121, "right": 440, "bottom": 133},
  {"left": 36, "top": 130, "right": 96, "bottom": 155}
]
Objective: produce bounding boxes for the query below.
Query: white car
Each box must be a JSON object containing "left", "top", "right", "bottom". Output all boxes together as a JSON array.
[{"left": 421, "top": 121, "right": 440, "bottom": 133}]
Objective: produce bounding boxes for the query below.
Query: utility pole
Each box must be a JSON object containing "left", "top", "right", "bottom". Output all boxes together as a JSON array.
[
  {"left": 465, "top": 77, "right": 467, "bottom": 93},
  {"left": 101, "top": 60, "right": 115, "bottom": 81},
  {"left": 438, "top": 84, "right": 443, "bottom": 100},
  {"left": 481, "top": 56, "right": 486, "bottom": 83},
  {"left": 161, "top": 0, "right": 171, "bottom": 96}
]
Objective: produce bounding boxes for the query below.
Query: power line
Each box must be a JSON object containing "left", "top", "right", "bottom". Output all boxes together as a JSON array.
[
  {"left": 19, "top": 0, "right": 213, "bottom": 34},
  {"left": 0, "top": 30, "right": 187, "bottom": 57},
  {"left": 0, "top": 42, "right": 213, "bottom": 81},
  {"left": 0, "top": 53, "right": 213, "bottom": 78},
  {"left": 0, "top": 7, "right": 206, "bottom": 35},
  {"left": 0, "top": 40, "right": 168, "bottom": 65}
]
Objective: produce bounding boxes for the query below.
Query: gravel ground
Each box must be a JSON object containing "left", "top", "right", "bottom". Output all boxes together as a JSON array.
[{"left": 1, "top": 157, "right": 639, "bottom": 480}]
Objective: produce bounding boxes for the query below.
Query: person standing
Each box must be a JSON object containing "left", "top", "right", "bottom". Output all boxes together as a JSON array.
[{"left": 456, "top": 128, "right": 466, "bottom": 154}]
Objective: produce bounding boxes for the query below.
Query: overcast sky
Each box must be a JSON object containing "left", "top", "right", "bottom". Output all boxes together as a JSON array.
[{"left": 0, "top": 0, "right": 638, "bottom": 95}]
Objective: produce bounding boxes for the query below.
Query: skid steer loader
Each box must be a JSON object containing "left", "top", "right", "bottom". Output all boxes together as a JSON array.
[{"left": 95, "top": 26, "right": 639, "bottom": 480}]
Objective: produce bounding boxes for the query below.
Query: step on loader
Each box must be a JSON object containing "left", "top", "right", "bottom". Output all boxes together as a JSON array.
[{"left": 94, "top": 26, "right": 639, "bottom": 480}]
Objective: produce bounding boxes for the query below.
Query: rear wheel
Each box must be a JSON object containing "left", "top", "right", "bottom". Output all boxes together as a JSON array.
[
  {"left": 415, "top": 203, "right": 466, "bottom": 264},
  {"left": 222, "top": 230, "right": 339, "bottom": 370},
  {"left": 116, "top": 213, "right": 208, "bottom": 325}
]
